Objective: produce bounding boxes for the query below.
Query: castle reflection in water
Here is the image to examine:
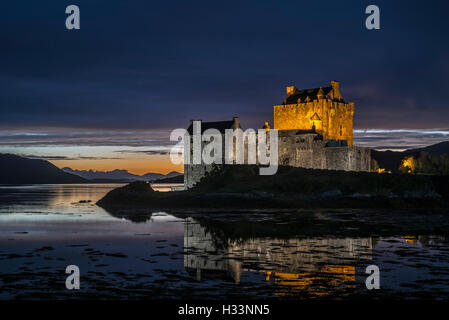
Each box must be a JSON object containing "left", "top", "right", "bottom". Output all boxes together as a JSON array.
[{"left": 183, "top": 217, "right": 374, "bottom": 296}]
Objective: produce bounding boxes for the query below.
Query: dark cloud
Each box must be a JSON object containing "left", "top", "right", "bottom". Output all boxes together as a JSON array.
[
  {"left": 0, "top": 129, "right": 174, "bottom": 147},
  {"left": 355, "top": 129, "right": 449, "bottom": 150},
  {"left": 23, "top": 155, "right": 70, "bottom": 160},
  {"left": 114, "top": 150, "right": 172, "bottom": 156},
  {"left": 18, "top": 155, "right": 121, "bottom": 161},
  {"left": 0, "top": 0, "right": 448, "bottom": 132}
]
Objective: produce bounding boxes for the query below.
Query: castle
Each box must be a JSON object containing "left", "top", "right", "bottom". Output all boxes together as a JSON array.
[{"left": 184, "top": 81, "right": 370, "bottom": 189}]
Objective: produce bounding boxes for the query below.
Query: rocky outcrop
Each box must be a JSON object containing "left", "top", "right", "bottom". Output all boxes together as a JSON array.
[{"left": 97, "top": 165, "right": 449, "bottom": 211}]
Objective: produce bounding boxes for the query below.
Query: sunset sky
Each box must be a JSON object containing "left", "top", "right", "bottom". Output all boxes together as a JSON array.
[{"left": 1, "top": 0, "right": 448, "bottom": 174}]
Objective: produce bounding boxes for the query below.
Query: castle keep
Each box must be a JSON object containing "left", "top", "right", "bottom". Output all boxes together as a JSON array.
[
  {"left": 274, "top": 81, "right": 353, "bottom": 145},
  {"left": 184, "top": 81, "right": 370, "bottom": 189},
  {"left": 274, "top": 81, "right": 369, "bottom": 171}
]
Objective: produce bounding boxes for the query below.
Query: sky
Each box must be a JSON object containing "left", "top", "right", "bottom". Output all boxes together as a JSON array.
[{"left": 1, "top": 0, "right": 448, "bottom": 174}]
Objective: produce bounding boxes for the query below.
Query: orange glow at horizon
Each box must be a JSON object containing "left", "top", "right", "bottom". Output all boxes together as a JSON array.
[{"left": 50, "top": 154, "right": 183, "bottom": 175}]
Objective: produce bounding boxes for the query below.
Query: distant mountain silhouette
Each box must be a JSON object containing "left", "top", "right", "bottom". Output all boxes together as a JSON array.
[
  {"left": 140, "top": 172, "right": 166, "bottom": 181},
  {"left": 141, "top": 171, "right": 182, "bottom": 181},
  {"left": 61, "top": 168, "right": 141, "bottom": 181},
  {"left": 62, "top": 167, "right": 182, "bottom": 182},
  {"left": 153, "top": 174, "right": 184, "bottom": 183},
  {"left": 411, "top": 141, "right": 449, "bottom": 155},
  {"left": 372, "top": 141, "right": 449, "bottom": 172},
  {"left": 0, "top": 154, "right": 87, "bottom": 184}
]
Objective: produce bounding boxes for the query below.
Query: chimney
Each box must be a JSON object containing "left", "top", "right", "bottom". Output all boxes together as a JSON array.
[
  {"left": 330, "top": 80, "right": 340, "bottom": 90},
  {"left": 286, "top": 86, "right": 298, "bottom": 96},
  {"left": 189, "top": 119, "right": 202, "bottom": 125},
  {"left": 232, "top": 116, "right": 240, "bottom": 129},
  {"left": 330, "top": 81, "right": 342, "bottom": 100}
]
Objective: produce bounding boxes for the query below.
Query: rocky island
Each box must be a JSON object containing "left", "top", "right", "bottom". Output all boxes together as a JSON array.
[{"left": 97, "top": 165, "right": 449, "bottom": 212}]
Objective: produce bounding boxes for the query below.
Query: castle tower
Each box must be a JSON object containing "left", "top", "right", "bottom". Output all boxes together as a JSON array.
[{"left": 273, "top": 81, "right": 354, "bottom": 146}]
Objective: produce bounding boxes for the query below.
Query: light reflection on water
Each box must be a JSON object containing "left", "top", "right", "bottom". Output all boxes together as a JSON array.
[{"left": 0, "top": 184, "right": 449, "bottom": 299}]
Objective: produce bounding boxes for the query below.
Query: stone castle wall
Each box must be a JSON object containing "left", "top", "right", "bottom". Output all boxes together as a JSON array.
[
  {"left": 274, "top": 99, "right": 354, "bottom": 146},
  {"left": 185, "top": 130, "right": 370, "bottom": 189},
  {"left": 184, "top": 164, "right": 219, "bottom": 189},
  {"left": 278, "top": 130, "right": 370, "bottom": 171},
  {"left": 324, "top": 145, "right": 371, "bottom": 172}
]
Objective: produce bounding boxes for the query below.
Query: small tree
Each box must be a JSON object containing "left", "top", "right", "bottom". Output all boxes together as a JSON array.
[
  {"left": 399, "top": 155, "right": 416, "bottom": 174},
  {"left": 370, "top": 158, "right": 385, "bottom": 173},
  {"left": 399, "top": 152, "right": 449, "bottom": 175}
]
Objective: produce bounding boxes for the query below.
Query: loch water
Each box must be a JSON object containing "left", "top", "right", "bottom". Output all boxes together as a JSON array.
[{"left": 1, "top": 184, "right": 449, "bottom": 299}]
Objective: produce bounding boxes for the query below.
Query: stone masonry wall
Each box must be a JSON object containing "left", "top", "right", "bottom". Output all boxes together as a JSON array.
[
  {"left": 185, "top": 130, "right": 370, "bottom": 189},
  {"left": 273, "top": 99, "right": 354, "bottom": 146},
  {"left": 184, "top": 164, "right": 221, "bottom": 189},
  {"left": 278, "top": 130, "right": 370, "bottom": 172}
]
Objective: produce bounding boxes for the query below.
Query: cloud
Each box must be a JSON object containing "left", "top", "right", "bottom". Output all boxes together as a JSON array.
[
  {"left": 18, "top": 154, "right": 122, "bottom": 161},
  {"left": 2, "top": 127, "right": 448, "bottom": 158},
  {"left": 113, "top": 149, "right": 174, "bottom": 156},
  {"left": 354, "top": 128, "right": 449, "bottom": 151},
  {"left": 1, "top": 0, "right": 449, "bottom": 131},
  {"left": 0, "top": 129, "right": 174, "bottom": 147}
]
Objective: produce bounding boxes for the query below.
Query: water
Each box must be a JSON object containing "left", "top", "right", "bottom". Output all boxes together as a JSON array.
[{"left": 1, "top": 184, "right": 449, "bottom": 299}]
